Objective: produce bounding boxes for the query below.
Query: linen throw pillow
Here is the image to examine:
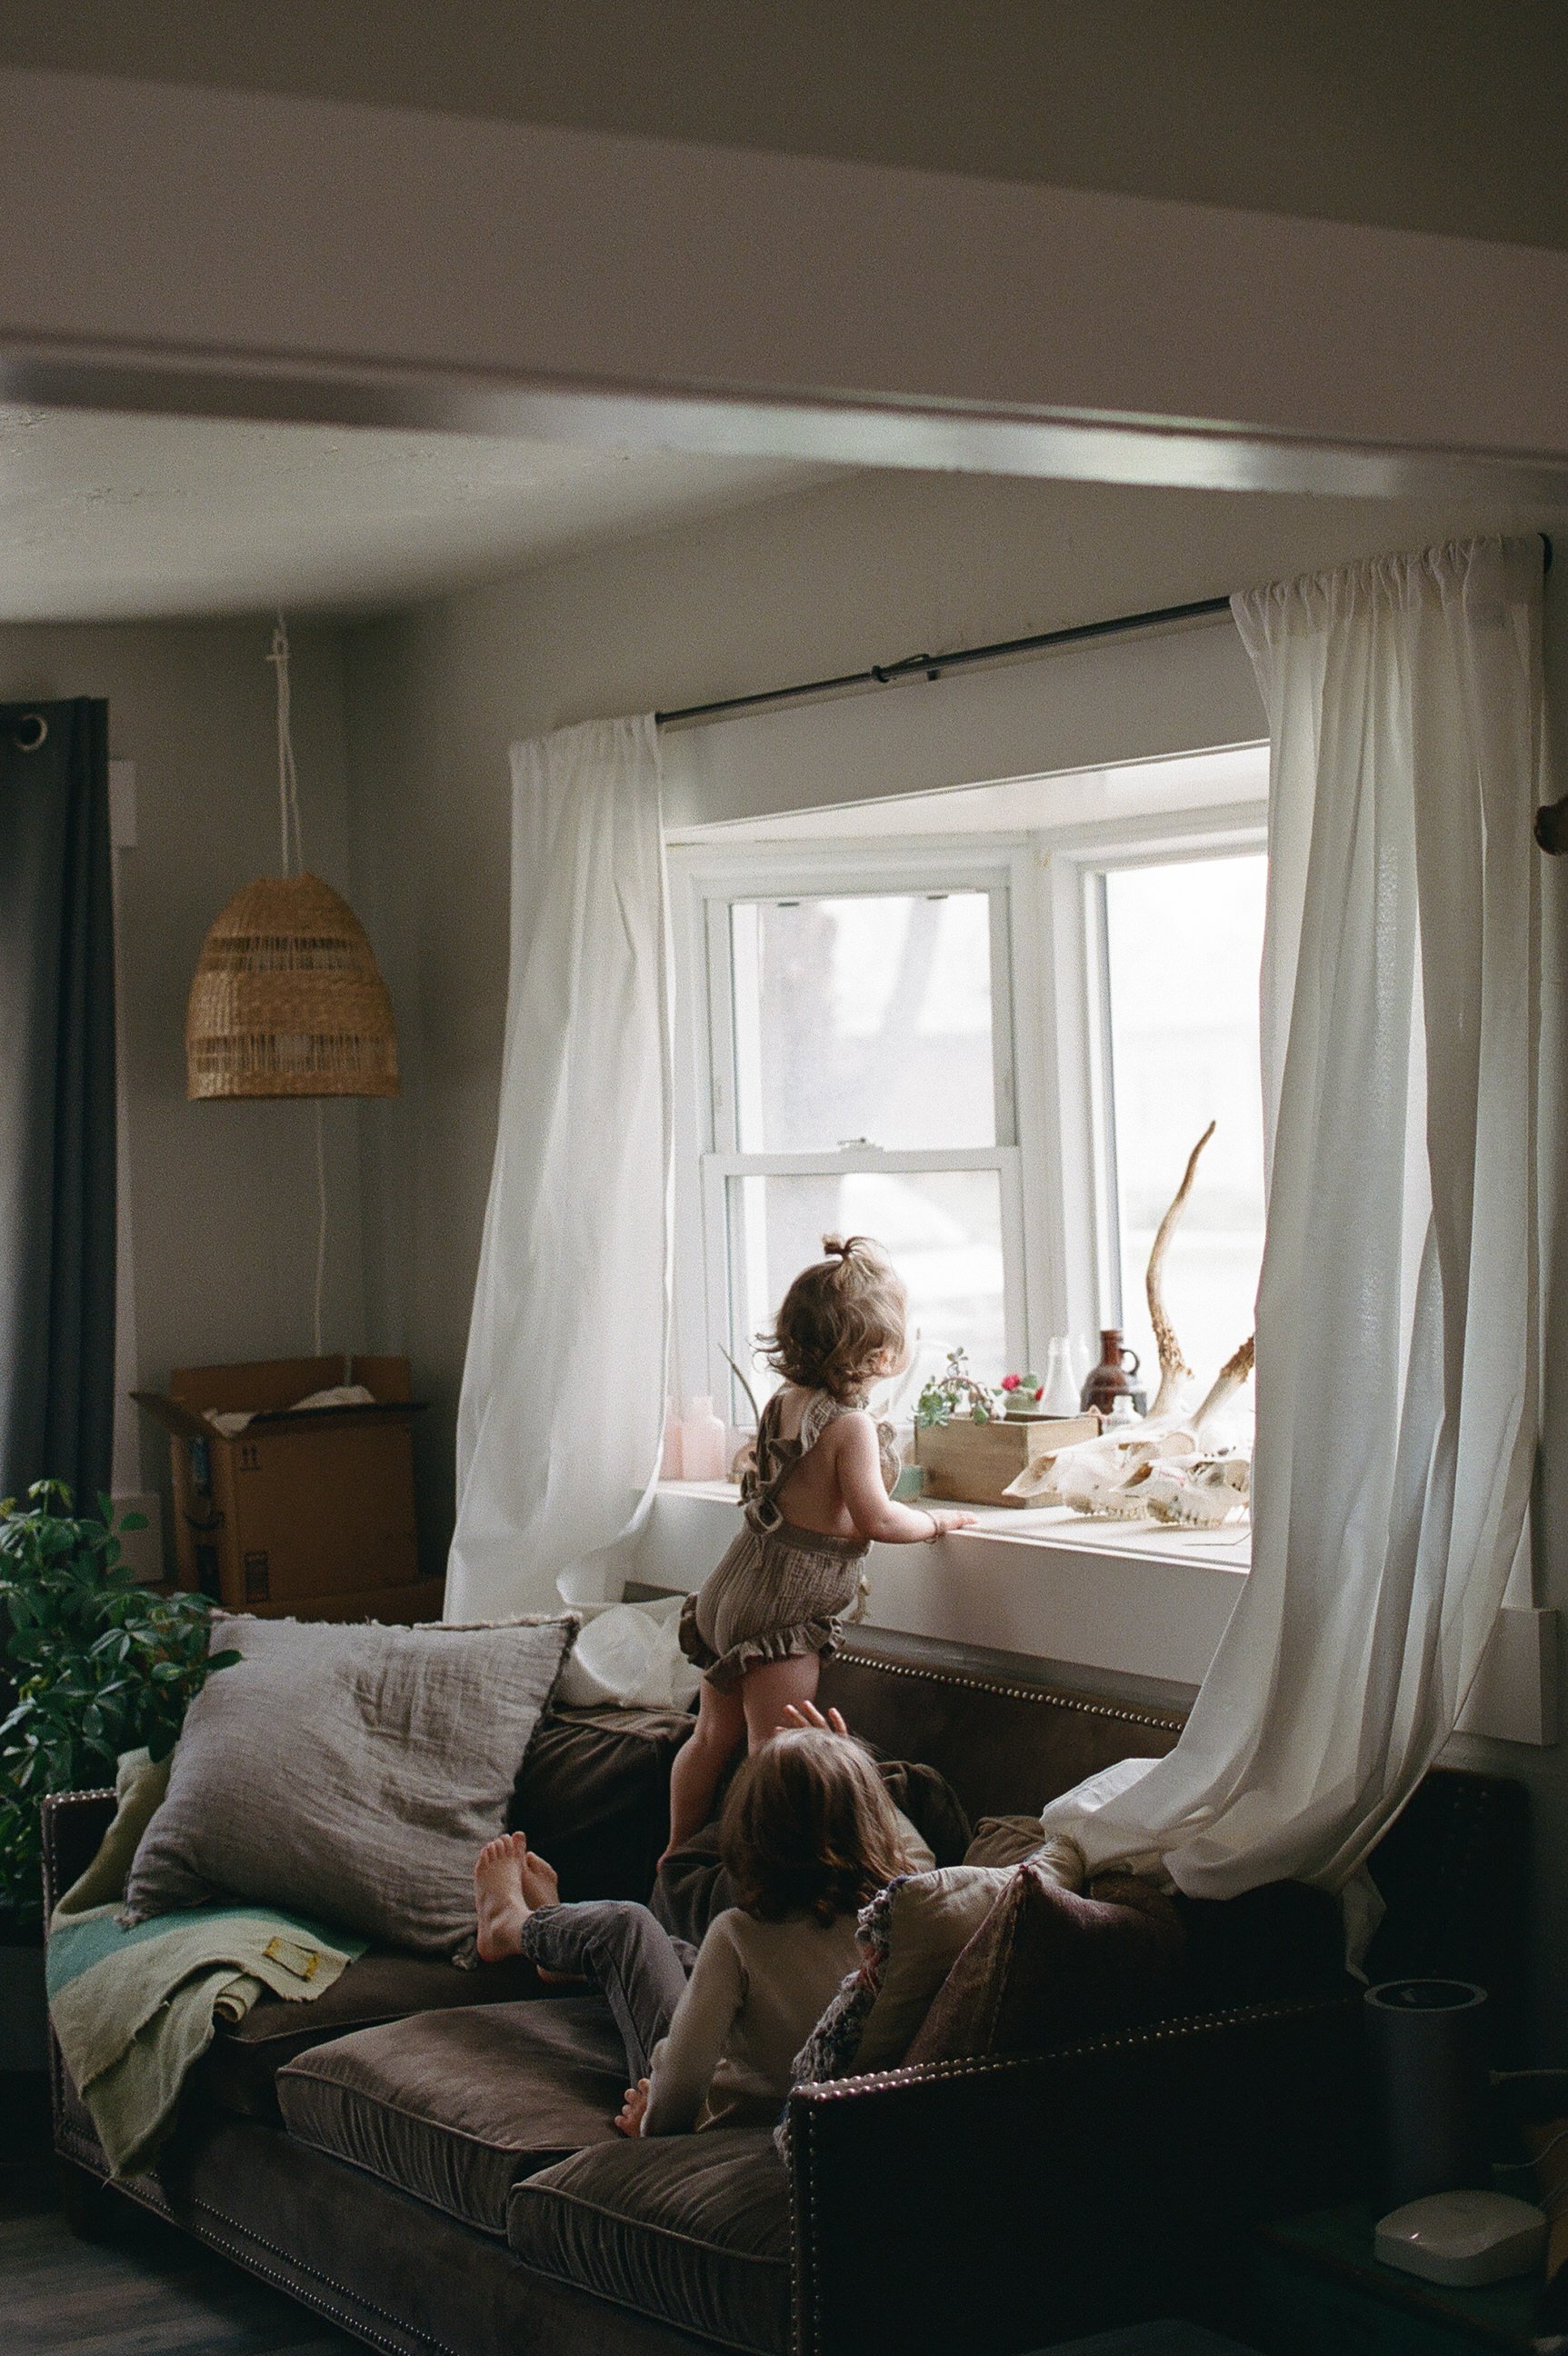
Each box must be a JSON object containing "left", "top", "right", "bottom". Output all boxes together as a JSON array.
[
  {"left": 121, "top": 1612, "right": 577, "bottom": 1959},
  {"left": 903, "top": 1863, "right": 1185, "bottom": 2067}
]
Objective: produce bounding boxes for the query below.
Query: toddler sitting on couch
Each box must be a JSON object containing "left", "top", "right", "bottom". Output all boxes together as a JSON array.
[{"left": 474, "top": 1713, "right": 910, "bottom": 2137}]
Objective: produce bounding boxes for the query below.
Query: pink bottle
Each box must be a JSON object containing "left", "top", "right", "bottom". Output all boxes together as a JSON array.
[
  {"left": 680, "top": 1396, "right": 727, "bottom": 1482},
  {"left": 660, "top": 1401, "right": 684, "bottom": 1481}
]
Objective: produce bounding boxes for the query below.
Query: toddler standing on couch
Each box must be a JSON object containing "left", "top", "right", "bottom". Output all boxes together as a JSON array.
[
  {"left": 664, "top": 1233, "right": 974, "bottom": 1862},
  {"left": 473, "top": 1722, "right": 910, "bottom": 2137}
]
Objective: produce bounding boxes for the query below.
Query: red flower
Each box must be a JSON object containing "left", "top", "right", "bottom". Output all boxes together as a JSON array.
[{"left": 1000, "top": 1373, "right": 1021, "bottom": 1392}]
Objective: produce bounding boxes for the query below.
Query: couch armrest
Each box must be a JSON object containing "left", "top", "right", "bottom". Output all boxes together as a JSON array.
[
  {"left": 785, "top": 1995, "right": 1364, "bottom": 2356},
  {"left": 41, "top": 1788, "right": 116, "bottom": 1922}
]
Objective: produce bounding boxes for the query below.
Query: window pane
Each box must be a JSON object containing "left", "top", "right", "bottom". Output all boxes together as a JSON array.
[
  {"left": 730, "top": 1169, "right": 1005, "bottom": 1405},
  {"left": 1102, "top": 855, "right": 1266, "bottom": 1406},
  {"left": 732, "top": 892, "right": 996, "bottom": 1151}
]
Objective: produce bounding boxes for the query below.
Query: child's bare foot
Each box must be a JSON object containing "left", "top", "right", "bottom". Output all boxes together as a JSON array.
[
  {"left": 474, "top": 1834, "right": 533, "bottom": 1962},
  {"left": 513, "top": 1833, "right": 560, "bottom": 1912}
]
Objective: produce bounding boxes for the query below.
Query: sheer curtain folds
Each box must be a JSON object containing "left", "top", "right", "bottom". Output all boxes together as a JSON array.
[
  {"left": 447, "top": 715, "right": 672, "bottom": 1622},
  {"left": 1040, "top": 539, "right": 1543, "bottom": 1905}
]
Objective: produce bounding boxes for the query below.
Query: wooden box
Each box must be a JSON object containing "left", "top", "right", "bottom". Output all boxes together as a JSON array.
[
  {"left": 913, "top": 1411, "right": 1102, "bottom": 1507},
  {"left": 135, "top": 1353, "right": 428, "bottom": 1618}
]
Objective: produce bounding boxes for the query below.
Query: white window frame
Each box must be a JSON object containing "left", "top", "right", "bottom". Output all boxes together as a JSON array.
[{"left": 668, "top": 796, "right": 1269, "bottom": 1425}]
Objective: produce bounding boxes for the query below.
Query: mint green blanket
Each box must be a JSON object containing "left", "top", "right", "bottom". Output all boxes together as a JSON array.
[{"left": 47, "top": 1751, "right": 365, "bottom": 2177}]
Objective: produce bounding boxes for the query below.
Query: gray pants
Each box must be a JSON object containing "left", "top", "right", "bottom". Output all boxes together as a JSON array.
[{"left": 521, "top": 1902, "right": 700, "bottom": 2081}]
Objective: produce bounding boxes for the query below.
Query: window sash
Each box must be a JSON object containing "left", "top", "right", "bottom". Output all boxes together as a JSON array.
[{"left": 1079, "top": 832, "right": 1270, "bottom": 1333}]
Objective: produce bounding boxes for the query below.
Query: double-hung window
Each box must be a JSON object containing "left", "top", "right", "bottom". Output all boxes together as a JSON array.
[{"left": 672, "top": 764, "right": 1269, "bottom": 1449}]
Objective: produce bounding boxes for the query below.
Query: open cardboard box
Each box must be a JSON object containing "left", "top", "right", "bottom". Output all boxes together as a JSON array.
[{"left": 135, "top": 1353, "right": 440, "bottom": 1620}]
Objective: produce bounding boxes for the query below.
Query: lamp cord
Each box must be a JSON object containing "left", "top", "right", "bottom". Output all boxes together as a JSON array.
[
  {"left": 313, "top": 1100, "right": 327, "bottom": 1359},
  {"left": 268, "top": 615, "right": 305, "bottom": 878},
  {"left": 268, "top": 612, "right": 327, "bottom": 1358}
]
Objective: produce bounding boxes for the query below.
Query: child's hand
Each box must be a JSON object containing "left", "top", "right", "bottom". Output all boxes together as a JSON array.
[
  {"left": 614, "top": 2079, "right": 651, "bottom": 2138},
  {"left": 927, "top": 1509, "right": 976, "bottom": 1537},
  {"left": 783, "top": 1701, "right": 851, "bottom": 1737}
]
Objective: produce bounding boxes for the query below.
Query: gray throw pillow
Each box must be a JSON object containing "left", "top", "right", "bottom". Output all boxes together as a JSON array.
[{"left": 121, "top": 1612, "right": 577, "bottom": 1959}]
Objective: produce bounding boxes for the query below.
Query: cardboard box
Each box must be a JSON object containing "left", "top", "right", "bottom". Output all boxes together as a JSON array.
[
  {"left": 135, "top": 1354, "right": 426, "bottom": 1617},
  {"left": 914, "top": 1410, "right": 1102, "bottom": 1507}
]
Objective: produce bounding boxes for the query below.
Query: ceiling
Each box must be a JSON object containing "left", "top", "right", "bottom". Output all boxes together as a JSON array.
[{"left": 0, "top": 406, "right": 845, "bottom": 623}]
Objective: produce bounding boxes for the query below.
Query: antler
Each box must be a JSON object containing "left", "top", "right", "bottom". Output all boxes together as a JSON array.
[
  {"left": 1144, "top": 1122, "right": 1216, "bottom": 1421},
  {"left": 1191, "top": 1335, "right": 1255, "bottom": 1441}
]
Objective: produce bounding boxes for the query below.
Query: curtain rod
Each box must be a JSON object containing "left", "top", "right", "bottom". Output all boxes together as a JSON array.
[
  {"left": 654, "top": 593, "right": 1232, "bottom": 728},
  {"left": 654, "top": 534, "right": 1555, "bottom": 731}
]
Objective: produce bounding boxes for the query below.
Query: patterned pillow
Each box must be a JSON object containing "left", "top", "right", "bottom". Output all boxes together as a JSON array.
[{"left": 904, "top": 1862, "right": 1185, "bottom": 2066}]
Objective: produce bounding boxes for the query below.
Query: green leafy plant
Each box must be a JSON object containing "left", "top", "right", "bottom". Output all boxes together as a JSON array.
[
  {"left": 0, "top": 1480, "right": 240, "bottom": 1918},
  {"left": 914, "top": 1348, "right": 1002, "bottom": 1429}
]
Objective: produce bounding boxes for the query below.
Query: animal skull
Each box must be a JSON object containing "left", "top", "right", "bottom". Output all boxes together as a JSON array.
[{"left": 1001, "top": 1124, "right": 1255, "bottom": 1527}]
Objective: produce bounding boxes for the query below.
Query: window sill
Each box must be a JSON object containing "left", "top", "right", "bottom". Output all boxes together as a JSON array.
[
  {"left": 635, "top": 1479, "right": 1247, "bottom": 1691},
  {"left": 634, "top": 1482, "right": 1556, "bottom": 1745}
]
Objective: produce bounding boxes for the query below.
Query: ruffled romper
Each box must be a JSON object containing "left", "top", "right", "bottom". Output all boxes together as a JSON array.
[{"left": 677, "top": 1391, "right": 899, "bottom": 1692}]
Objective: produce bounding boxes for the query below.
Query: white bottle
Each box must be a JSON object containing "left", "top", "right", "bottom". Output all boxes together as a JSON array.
[
  {"left": 660, "top": 1400, "right": 684, "bottom": 1481},
  {"left": 1041, "top": 1338, "right": 1080, "bottom": 1418},
  {"left": 681, "top": 1396, "right": 727, "bottom": 1482}
]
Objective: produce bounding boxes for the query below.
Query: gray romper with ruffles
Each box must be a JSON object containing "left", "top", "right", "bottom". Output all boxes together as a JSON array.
[{"left": 677, "top": 1390, "right": 900, "bottom": 1692}]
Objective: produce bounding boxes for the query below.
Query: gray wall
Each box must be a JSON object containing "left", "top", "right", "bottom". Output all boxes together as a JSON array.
[
  {"left": 0, "top": 620, "right": 365, "bottom": 1510},
  {"left": 4, "top": 3, "right": 1564, "bottom": 248}
]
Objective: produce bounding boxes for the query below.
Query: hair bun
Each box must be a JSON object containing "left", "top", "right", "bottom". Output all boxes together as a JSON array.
[{"left": 822, "top": 1235, "right": 852, "bottom": 1261}]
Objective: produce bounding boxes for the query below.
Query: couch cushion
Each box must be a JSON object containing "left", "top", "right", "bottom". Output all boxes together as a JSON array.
[
  {"left": 198, "top": 1947, "right": 544, "bottom": 2119},
  {"left": 514, "top": 1703, "right": 693, "bottom": 1902},
  {"left": 509, "top": 2128, "right": 791, "bottom": 2356},
  {"left": 276, "top": 1996, "right": 624, "bottom": 2233}
]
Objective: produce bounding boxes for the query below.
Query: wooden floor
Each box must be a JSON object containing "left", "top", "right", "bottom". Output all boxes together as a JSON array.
[{"left": 1, "top": 2153, "right": 362, "bottom": 2356}]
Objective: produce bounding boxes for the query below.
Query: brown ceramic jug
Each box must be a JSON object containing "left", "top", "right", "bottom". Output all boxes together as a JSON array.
[{"left": 1081, "top": 1327, "right": 1144, "bottom": 1417}]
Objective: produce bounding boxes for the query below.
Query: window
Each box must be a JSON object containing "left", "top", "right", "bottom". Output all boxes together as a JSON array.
[
  {"left": 1094, "top": 852, "right": 1269, "bottom": 1400},
  {"left": 704, "top": 877, "right": 1024, "bottom": 1409},
  {"left": 672, "top": 783, "right": 1268, "bottom": 1444}
]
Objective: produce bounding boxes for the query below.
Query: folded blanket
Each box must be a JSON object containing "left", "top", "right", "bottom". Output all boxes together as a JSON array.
[{"left": 47, "top": 1749, "right": 365, "bottom": 2176}]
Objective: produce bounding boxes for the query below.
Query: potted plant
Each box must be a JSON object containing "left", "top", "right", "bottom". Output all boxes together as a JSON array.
[{"left": 0, "top": 1480, "right": 238, "bottom": 2071}]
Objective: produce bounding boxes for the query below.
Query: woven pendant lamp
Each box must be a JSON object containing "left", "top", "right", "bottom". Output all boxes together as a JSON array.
[
  {"left": 185, "top": 622, "right": 398, "bottom": 1102},
  {"left": 185, "top": 871, "right": 398, "bottom": 1099}
]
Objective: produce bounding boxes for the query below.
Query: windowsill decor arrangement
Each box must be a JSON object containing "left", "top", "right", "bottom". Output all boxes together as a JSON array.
[
  {"left": 909, "top": 1130, "right": 1253, "bottom": 1527},
  {"left": 1003, "top": 1126, "right": 1253, "bottom": 1529}
]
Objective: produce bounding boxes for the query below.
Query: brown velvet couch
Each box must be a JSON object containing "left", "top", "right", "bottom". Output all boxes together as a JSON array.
[{"left": 43, "top": 1631, "right": 1528, "bottom": 2356}]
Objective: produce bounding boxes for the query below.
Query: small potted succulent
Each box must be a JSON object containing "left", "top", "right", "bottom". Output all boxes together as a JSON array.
[
  {"left": 0, "top": 1480, "right": 238, "bottom": 2071},
  {"left": 914, "top": 1349, "right": 1004, "bottom": 1428}
]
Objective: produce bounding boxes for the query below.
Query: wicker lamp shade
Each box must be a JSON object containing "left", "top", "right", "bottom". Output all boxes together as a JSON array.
[{"left": 185, "top": 872, "right": 399, "bottom": 1100}]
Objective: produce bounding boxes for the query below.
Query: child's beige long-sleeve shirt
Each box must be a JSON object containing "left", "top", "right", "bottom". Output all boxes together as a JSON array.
[{"left": 643, "top": 1907, "right": 860, "bottom": 2136}]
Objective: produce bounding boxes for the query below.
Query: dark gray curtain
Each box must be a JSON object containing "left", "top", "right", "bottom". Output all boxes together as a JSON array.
[{"left": 0, "top": 700, "right": 115, "bottom": 1505}]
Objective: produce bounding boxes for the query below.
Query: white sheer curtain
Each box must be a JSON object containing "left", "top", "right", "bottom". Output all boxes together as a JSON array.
[
  {"left": 1040, "top": 539, "right": 1543, "bottom": 1914},
  {"left": 446, "top": 714, "right": 672, "bottom": 1622}
]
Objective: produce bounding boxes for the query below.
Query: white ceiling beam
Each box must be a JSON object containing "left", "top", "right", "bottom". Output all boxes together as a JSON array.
[{"left": 3, "top": 65, "right": 1567, "bottom": 500}]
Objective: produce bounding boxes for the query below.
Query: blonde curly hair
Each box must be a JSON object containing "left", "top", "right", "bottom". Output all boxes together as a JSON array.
[{"left": 760, "top": 1235, "right": 908, "bottom": 1404}]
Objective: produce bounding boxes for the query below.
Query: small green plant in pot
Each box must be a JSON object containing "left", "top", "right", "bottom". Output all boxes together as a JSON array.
[{"left": 0, "top": 1480, "right": 240, "bottom": 1921}]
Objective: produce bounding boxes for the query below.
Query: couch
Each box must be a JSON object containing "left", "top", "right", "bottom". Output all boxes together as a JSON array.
[{"left": 43, "top": 1629, "right": 1528, "bottom": 2356}]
